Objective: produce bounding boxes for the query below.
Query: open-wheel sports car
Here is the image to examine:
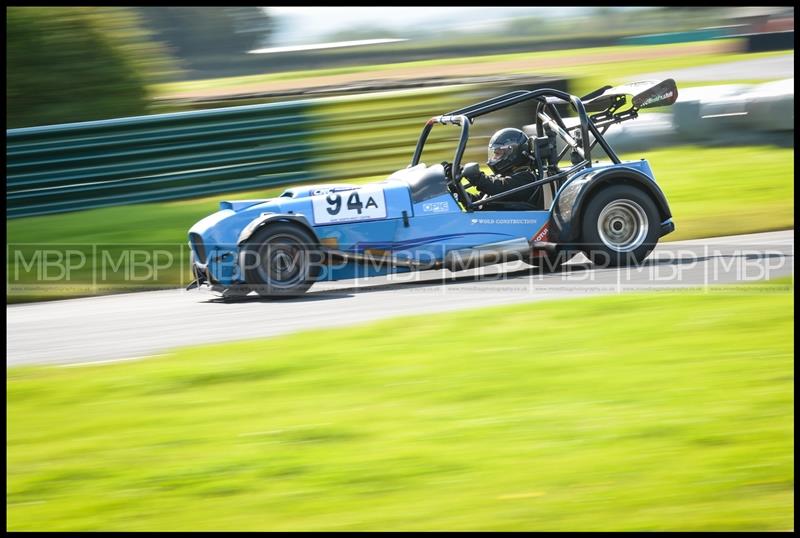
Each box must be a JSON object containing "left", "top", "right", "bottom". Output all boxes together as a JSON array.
[{"left": 187, "top": 79, "right": 678, "bottom": 298}]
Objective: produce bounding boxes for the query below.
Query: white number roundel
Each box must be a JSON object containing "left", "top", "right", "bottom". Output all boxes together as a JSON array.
[{"left": 311, "top": 186, "right": 387, "bottom": 224}]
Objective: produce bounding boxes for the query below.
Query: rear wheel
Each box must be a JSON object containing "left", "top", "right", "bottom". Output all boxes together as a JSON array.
[
  {"left": 579, "top": 184, "right": 661, "bottom": 267},
  {"left": 240, "top": 223, "right": 320, "bottom": 298}
]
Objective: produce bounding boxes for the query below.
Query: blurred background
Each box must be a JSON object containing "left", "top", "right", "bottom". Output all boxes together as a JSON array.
[
  {"left": 6, "top": 7, "right": 795, "bottom": 532},
  {"left": 7, "top": 6, "right": 795, "bottom": 124},
  {"left": 6, "top": 5, "right": 795, "bottom": 301}
]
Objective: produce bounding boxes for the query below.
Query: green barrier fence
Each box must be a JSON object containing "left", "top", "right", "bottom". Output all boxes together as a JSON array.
[
  {"left": 619, "top": 28, "right": 732, "bottom": 46},
  {"left": 6, "top": 85, "right": 486, "bottom": 218}
]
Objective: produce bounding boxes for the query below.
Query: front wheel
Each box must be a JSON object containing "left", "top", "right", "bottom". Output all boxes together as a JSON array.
[
  {"left": 239, "top": 223, "right": 320, "bottom": 299},
  {"left": 579, "top": 184, "right": 661, "bottom": 267}
]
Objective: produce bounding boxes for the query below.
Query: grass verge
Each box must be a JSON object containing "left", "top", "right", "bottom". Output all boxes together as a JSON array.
[
  {"left": 7, "top": 278, "right": 794, "bottom": 531},
  {"left": 632, "top": 144, "right": 794, "bottom": 240}
]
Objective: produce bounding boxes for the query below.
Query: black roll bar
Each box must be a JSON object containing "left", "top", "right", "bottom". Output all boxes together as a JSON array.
[
  {"left": 587, "top": 120, "right": 620, "bottom": 164},
  {"left": 449, "top": 88, "right": 595, "bottom": 161},
  {"left": 410, "top": 121, "right": 433, "bottom": 168},
  {"left": 411, "top": 88, "right": 622, "bottom": 211},
  {"left": 470, "top": 160, "right": 589, "bottom": 209},
  {"left": 446, "top": 90, "right": 529, "bottom": 117}
]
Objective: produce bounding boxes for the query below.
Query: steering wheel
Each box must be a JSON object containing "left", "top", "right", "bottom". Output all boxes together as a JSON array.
[
  {"left": 438, "top": 161, "right": 466, "bottom": 204},
  {"left": 442, "top": 160, "right": 479, "bottom": 207},
  {"left": 442, "top": 161, "right": 473, "bottom": 188}
]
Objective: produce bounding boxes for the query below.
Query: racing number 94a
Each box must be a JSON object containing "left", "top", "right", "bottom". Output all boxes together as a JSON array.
[
  {"left": 312, "top": 186, "right": 387, "bottom": 224},
  {"left": 326, "top": 191, "right": 379, "bottom": 215}
]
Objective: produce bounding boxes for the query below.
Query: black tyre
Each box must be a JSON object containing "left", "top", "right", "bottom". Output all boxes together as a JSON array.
[
  {"left": 239, "top": 223, "right": 320, "bottom": 298},
  {"left": 579, "top": 184, "right": 661, "bottom": 267}
]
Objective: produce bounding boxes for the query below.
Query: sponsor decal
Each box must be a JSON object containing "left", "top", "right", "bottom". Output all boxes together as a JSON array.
[
  {"left": 470, "top": 218, "right": 538, "bottom": 225},
  {"left": 533, "top": 222, "right": 550, "bottom": 242},
  {"left": 640, "top": 90, "right": 674, "bottom": 108},
  {"left": 422, "top": 201, "right": 449, "bottom": 213}
]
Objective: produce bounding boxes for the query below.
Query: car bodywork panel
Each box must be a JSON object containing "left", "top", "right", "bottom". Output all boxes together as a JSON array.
[
  {"left": 188, "top": 158, "right": 673, "bottom": 287},
  {"left": 549, "top": 160, "right": 673, "bottom": 244},
  {"left": 188, "top": 83, "right": 680, "bottom": 291}
]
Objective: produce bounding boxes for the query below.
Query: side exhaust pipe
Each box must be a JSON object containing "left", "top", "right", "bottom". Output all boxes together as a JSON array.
[
  {"left": 324, "top": 249, "right": 430, "bottom": 270},
  {"left": 444, "top": 238, "right": 533, "bottom": 272},
  {"left": 324, "top": 238, "right": 559, "bottom": 273}
]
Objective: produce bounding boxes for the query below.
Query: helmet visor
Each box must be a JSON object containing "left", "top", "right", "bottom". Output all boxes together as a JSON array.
[{"left": 488, "top": 143, "right": 515, "bottom": 165}]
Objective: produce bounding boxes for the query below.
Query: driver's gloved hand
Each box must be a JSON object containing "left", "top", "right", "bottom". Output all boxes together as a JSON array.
[
  {"left": 462, "top": 162, "right": 482, "bottom": 183},
  {"left": 440, "top": 161, "right": 453, "bottom": 179}
]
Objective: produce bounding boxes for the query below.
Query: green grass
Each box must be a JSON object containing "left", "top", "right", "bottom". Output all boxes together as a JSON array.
[
  {"left": 6, "top": 145, "right": 793, "bottom": 302},
  {"left": 7, "top": 279, "right": 794, "bottom": 531},
  {"left": 623, "top": 145, "right": 794, "bottom": 240}
]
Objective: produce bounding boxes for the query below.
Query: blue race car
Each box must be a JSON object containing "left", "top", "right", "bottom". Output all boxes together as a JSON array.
[{"left": 187, "top": 80, "right": 678, "bottom": 298}]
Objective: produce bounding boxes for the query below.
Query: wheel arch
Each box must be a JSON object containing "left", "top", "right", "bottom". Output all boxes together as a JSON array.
[
  {"left": 550, "top": 166, "right": 672, "bottom": 243},
  {"left": 237, "top": 213, "right": 319, "bottom": 246}
]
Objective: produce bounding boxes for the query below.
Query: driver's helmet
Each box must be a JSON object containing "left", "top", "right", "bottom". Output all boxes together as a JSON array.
[{"left": 487, "top": 128, "right": 530, "bottom": 175}]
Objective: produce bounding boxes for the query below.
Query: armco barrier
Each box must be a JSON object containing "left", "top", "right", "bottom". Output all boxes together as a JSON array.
[
  {"left": 6, "top": 85, "right": 484, "bottom": 218},
  {"left": 7, "top": 99, "right": 314, "bottom": 218},
  {"left": 619, "top": 28, "right": 731, "bottom": 46}
]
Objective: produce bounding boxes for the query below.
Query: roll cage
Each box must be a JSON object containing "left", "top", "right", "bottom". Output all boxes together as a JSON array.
[{"left": 410, "top": 83, "right": 674, "bottom": 211}]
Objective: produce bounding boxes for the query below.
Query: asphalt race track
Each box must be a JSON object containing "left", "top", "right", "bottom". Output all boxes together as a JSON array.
[
  {"left": 7, "top": 230, "right": 793, "bottom": 367},
  {"left": 641, "top": 52, "right": 794, "bottom": 82}
]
